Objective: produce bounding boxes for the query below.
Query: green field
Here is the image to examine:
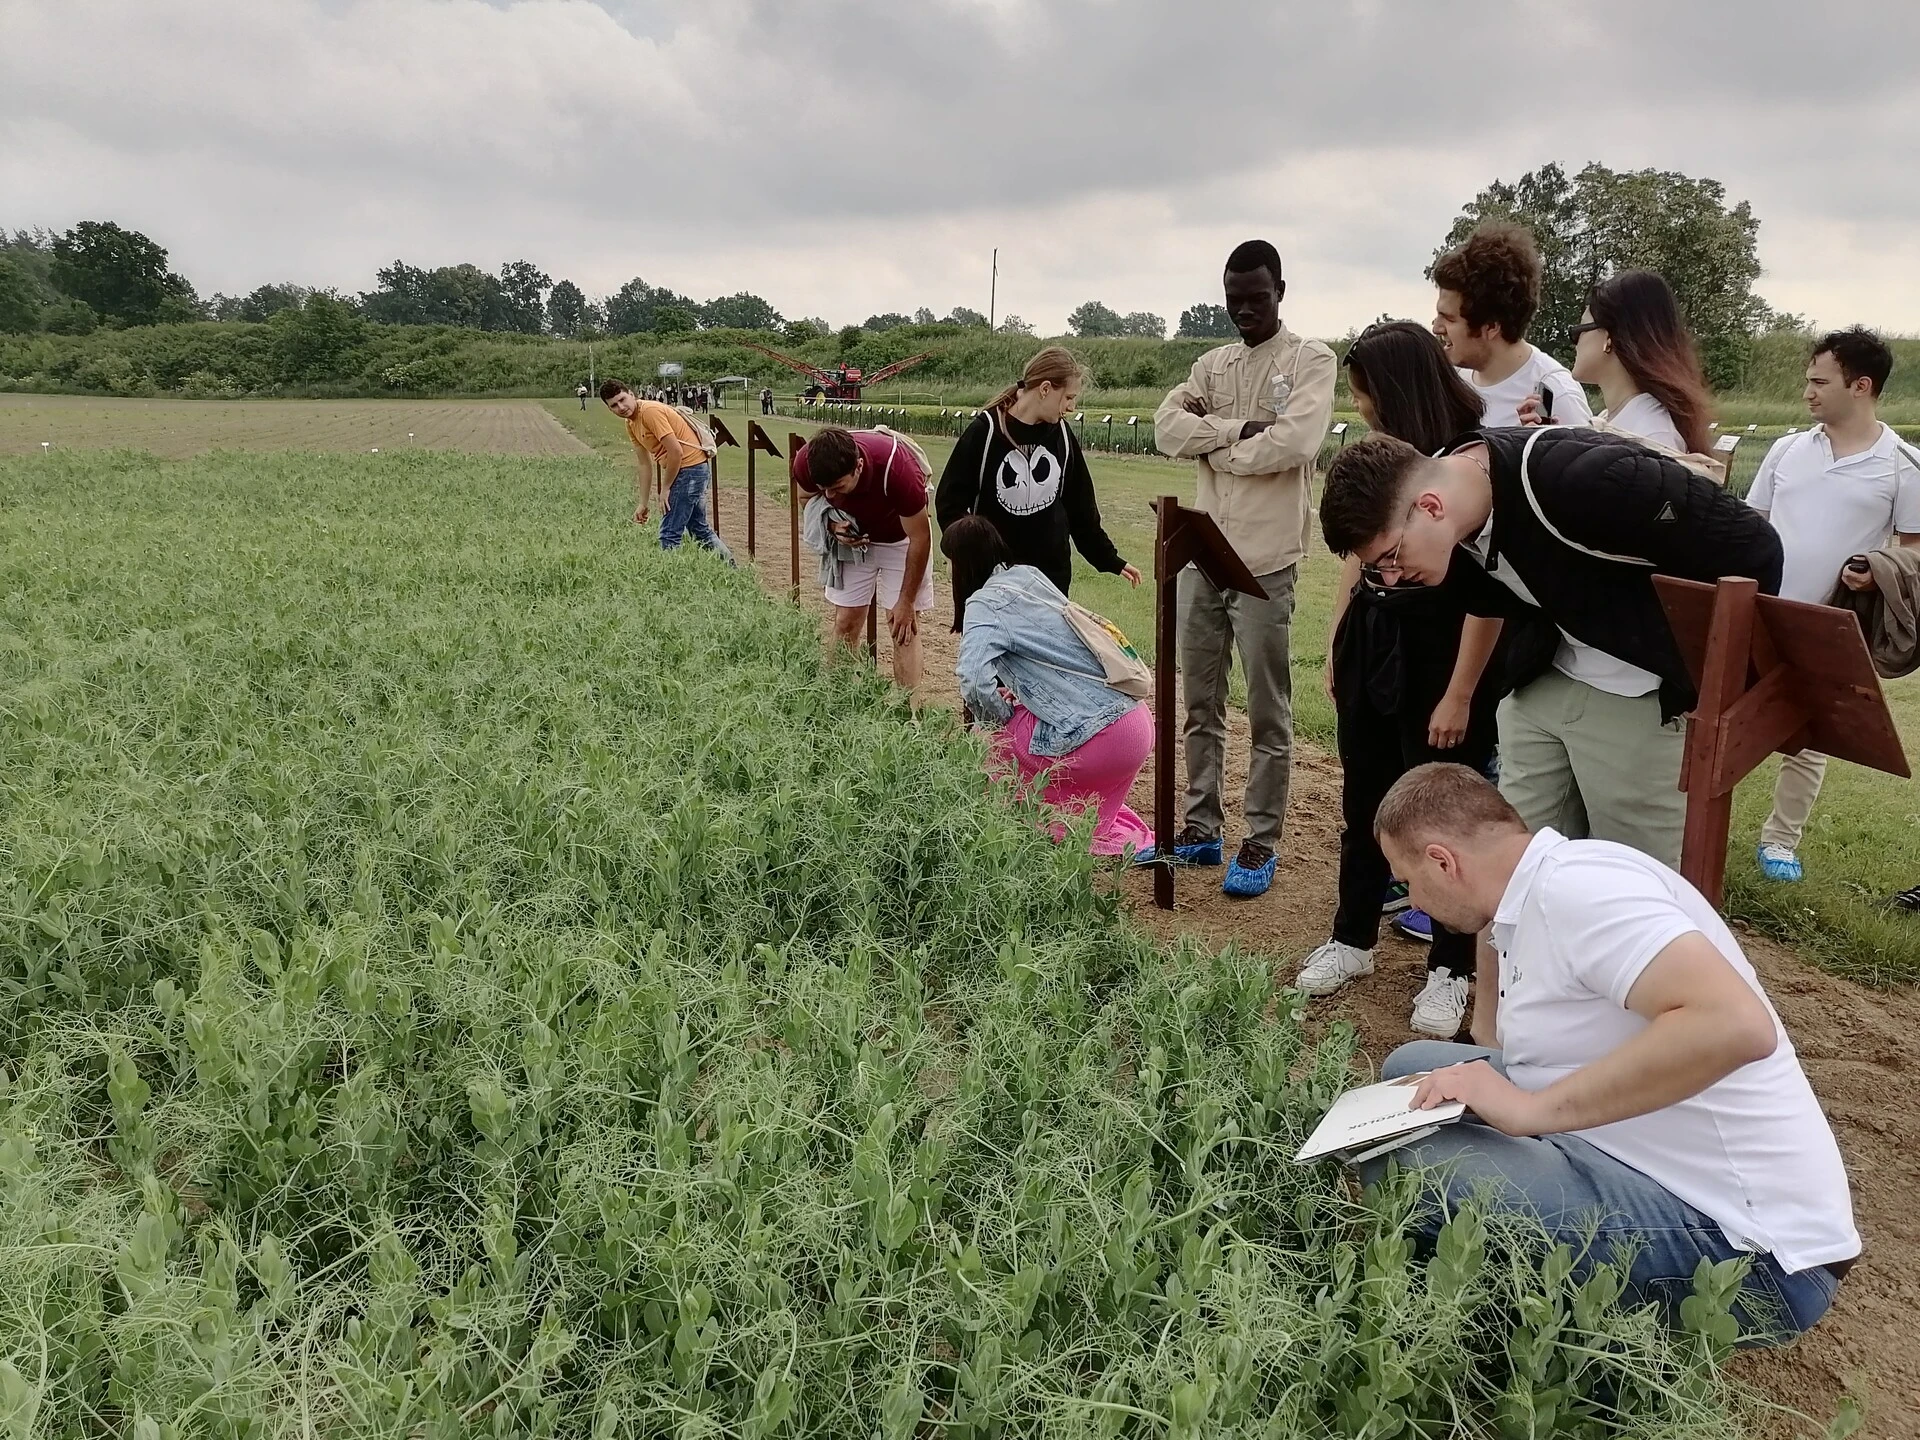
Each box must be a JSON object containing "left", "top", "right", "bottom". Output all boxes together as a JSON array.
[
  {"left": 0, "top": 445, "right": 1755, "bottom": 1435},
  {"left": 551, "top": 401, "right": 1920, "bottom": 986}
]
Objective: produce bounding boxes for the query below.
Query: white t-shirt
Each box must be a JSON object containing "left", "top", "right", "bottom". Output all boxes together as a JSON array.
[
  {"left": 1463, "top": 512, "right": 1662, "bottom": 699},
  {"left": 1748, "top": 424, "right": 1920, "bottom": 604},
  {"left": 1462, "top": 346, "right": 1593, "bottom": 428},
  {"left": 1603, "top": 392, "right": 1687, "bottom": 453},
  {"left": 1491, "top": 830, "right": 1859, "bottom": 1274}
]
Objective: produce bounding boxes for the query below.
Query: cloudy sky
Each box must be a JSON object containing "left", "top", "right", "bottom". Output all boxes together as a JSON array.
[{"left": 5, "top": 0, "right": 1918, "bottom": 338}]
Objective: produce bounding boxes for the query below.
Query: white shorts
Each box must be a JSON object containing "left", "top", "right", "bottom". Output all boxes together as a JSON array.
[{"left": 824, "top": 538, "right": 935, "bottom": 611}]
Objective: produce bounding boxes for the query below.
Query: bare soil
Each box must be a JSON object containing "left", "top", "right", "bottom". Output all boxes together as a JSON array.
[
  {"left": 741, "top": 484, "right": 1917, "bottom": 1437},
  {"left": 0, "top": 394, "right": 592, "bottom": 458}
]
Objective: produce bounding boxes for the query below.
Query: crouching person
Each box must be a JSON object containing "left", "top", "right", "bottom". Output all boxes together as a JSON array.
[
  {"left": 945, "top": 516, "right": 1153, "bottom": 856},
  {"left": 1359, "top": 762, "right": 1859, "bottom": 1345}
]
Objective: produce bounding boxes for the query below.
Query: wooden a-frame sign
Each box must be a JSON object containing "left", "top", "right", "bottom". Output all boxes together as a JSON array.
[
  {"left": 1655, "top": 574, "right": 1909, "bottom": 907},
  {"left": 744, "top": 420, "right": 782, "bottom": 560},
  {"left": 706, "top": 413, "right": 739, "bottom": 539},
  {"left": 1150, "top": 496, "right": 1265, "bottom": 910}
]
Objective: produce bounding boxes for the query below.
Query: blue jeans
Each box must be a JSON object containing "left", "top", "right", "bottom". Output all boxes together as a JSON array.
[
  {"left": 660, "top": 462, "right": 733, "bottom": 561},
  {"left": 1358, "top": 1041, "right": 1842, "bottom": 1346}
]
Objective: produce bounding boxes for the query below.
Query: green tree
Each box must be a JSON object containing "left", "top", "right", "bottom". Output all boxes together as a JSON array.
[
  {"left": 1178, "top": 303, "right": 1233, "bottom": 338},
  {"left": 498, "top": 260, "right": 551, "bottom": 334},
  {"left": 701, "top": 292, "right": 782, "bottom": 330},
  {"left": 781, "top": 318, "right": 821, "bottom": 344},
  {"left": 1067, "top": 300, "right": 1124, "bottom": 337},
  {"left": 1434, "top": 162, "right": 1771, "bottom": 377},
  {"left": 944, "top": 306, "right": 988, "bottom": 329},
  {"left": 49, "top": 220, "right": 190, "bottom": 326},
  {"left": 913, "top": 307, "right": 936, "bottom": 326},
  {"left": 269, "top": 291, "right": 365, "bottom": 382},
  {"left": 545, "top": 279, "right": 589, "bottom": 337},
  {"left": 1119, "top": 311, "right": 1165, "bottom": 340},
  {"left": 863, "top": 312, "right": 910, "bottom": 332},
  {"left": 0, "top": 256, "right": 38, "bottom": 333},
  {"left": 41, "top": 298, "right": 98, "bottom": 334},
  {"left": 652, "top": 304, "right": 696, "bottom": 335},
  {"left": 235, "top": 284, "right": 310, "bottom": 322},
  {"left": 604, "top": 277, "right": 697, "bottom": 335},
  {"left": 995, "top": 314, "right": 1033, "bottom": 336}
]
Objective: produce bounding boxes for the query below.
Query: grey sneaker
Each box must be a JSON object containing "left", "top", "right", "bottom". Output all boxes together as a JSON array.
[{"left": 1410, "top": 967, "right": 1469, "bottom": 1039}]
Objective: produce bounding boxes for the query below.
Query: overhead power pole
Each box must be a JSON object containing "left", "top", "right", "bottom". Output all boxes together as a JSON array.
[{"left": 989, "top": 248, "right": 997, "bottom": 333}]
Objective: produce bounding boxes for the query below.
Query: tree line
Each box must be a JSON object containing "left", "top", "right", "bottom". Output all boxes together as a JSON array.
[{"left": 2, "top": 163, "right": 1814, "bottom": 387}]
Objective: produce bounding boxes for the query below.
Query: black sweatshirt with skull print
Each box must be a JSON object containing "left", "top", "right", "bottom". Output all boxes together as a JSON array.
[{"left": 935, "top": 410, "right": 1127, "bottom": 596}]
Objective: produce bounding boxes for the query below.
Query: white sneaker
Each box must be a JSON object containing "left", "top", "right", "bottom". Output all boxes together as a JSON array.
[
  {"left": 1296, "top": 940, "right": 1375, "bottom": 996},
  {"left": 1410, "top": 968, "right": 1469, "bottom": 1039}
]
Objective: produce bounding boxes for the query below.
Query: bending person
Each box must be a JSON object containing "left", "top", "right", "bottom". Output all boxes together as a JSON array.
[
  {"left": 1357, "top": 763, "right": 1858, "bottom": 1345},
  {"left": 599, "top": 378, "right": 733, "bottom": 560},
  {"left": 790, "top": 426, "right": 934, "bottom": 689},
  {"left": 946, "top": 516, "right": 1152, "bottom": 857},
  {"left": 1298, "top": 322, "right": 1504, "bottom": 1040},
  {"left": 937, "top": 346, "right": 1141, "bottom": 595}
]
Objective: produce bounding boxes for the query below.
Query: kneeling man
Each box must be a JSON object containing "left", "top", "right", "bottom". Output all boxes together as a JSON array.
[{"left": 1362, "top": 762, "right": 1858, "bottom": 1345}]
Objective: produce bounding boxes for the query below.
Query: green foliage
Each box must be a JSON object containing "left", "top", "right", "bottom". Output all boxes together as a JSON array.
[
  {"left": 698, "top": 291, "right": 781, "bottom": 332},
  {"left": 48, "top": 220, "right": 194, "bottom": 327},
  {"left": 0, "top": 448, "right": 1751, "bottom": 1436},
  {"left": 1069, "top": 301, "right": 1126, "bottom": 337},
  {"left": 38, "top": 298, "right": 99, "bottom": 336},
  {"left": 603, "top": 276, "right": 701, "bottom": 336},
  {"left": 545, "top": 279, "right": 591, "bottom": 339},
  {"left": 268, "top": 292, "right": 365, "bottom": 383},
  {"left": 945, "top": 307, "right": 989, "bottom": 329},
  {"left": 1180, "top": 303, "right": 1235, "bottom": 338},
  {"left": 1436, "top": 162, "right": 1773, "bottom": 366},
  {"left": 0, "top": 258, "right": 38, "bottom": 335},
  {"left": 864, "top": 312, "right": 912, "bottom": 332}
]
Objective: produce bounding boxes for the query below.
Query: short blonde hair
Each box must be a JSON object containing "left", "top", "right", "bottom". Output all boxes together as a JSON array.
[{"left": 1374, "top": 763, "right": 1526, "bottom": 849}]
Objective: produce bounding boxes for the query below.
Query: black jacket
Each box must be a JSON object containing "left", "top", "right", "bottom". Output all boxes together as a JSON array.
[
  {"left": 936, "top": 412, "right": 1126, "bottom": 595},
  {"left": 1445, "top": 426, "right": 1783, "bottom": 720}
]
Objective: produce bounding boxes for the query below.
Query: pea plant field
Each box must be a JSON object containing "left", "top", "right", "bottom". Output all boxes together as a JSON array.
[{"left": 0, "top": 448, "right": 1752, "bottom": 1437}]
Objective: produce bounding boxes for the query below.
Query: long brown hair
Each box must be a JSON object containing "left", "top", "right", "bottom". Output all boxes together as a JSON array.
[
  {"left": 985, "top": 346, "right": 1087, "bottom": 413},
  {"left": 1344, "top": 322, "right": 1485, "bottom": 454},
  {"left": 940, "top": 515, "right": 1012, "bottom": 632},
  {"left": 1588, "top": 271, "right": 1714, "bottom": 454}
]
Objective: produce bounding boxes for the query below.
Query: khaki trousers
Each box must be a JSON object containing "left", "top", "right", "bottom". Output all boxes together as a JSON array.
[
  {"left": 1178, "top": 563, "right": 1297, "bottom": 848},
  {"left": 1759, "top": 750, "right": 1828, "bottom": 852},
  {"left": 1496, "top": 669, "right": 1686, "bottom": 869}
]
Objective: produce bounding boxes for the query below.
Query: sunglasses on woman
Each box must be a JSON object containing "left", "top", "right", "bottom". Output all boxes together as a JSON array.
[{"left": 1569, "top": 321, "right": 1606, "bottom": 342}]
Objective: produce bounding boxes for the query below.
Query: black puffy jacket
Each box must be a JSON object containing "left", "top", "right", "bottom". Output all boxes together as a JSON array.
[{"left": 1444, "top": 425, "right": 1783, "bottom": 720}]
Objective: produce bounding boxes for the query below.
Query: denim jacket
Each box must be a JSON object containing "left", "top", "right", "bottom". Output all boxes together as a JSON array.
[{"left": 957, "top": 565, "right": 1138, "bottom": 756}]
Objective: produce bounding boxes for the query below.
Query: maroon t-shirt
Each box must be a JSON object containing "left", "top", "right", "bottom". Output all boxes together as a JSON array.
[{"left": 791, "top": 430, "right": 929, "bottom": 544}]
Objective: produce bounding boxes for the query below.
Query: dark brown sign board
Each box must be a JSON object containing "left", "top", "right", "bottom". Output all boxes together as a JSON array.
[
  {"left": 1150, "top": 496, "right": 1266, "bottom": 909},
  {"left": 745, "top": 421, "right": 782, "bottom": 560},
  {"left": 707, "top": 414, "right": 739, "bottom": 538},
  {"left": 1654, "top": 574, "right": 1909, "bottom": 907}
]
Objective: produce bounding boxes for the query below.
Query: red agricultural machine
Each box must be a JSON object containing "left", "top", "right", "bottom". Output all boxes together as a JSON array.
[{"left": 740, "top": 341, "right": 935, "bottom": 402}]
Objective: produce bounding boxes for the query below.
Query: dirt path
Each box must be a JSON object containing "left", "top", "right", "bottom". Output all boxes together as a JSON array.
[{"left": 734, "top": 488, "right": 1916, "bottom": 1437}]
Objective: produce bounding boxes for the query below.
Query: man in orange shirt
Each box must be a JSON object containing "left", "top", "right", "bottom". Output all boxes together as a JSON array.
[{"left": 599, "top": 378, "right": 733, "bottom": 560}]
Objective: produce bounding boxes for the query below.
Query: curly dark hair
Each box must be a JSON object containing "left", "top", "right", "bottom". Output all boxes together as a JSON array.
[
  {"left": 1430, "top": 221, "right": 1543, "bottom": 343},
  {"left": 1319, "top": 434, "right": 1429, "bottom": 557},
  {"left": 800, "top": 427, "right": 861, "bottom": 489},
  {"left": 598, "top": 377, "right": 631, "bottom": 402}
]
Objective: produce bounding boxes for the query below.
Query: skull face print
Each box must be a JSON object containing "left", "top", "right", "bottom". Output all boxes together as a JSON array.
[{"left": 994, "top": 443, "right": 1064, "bottom": 517}]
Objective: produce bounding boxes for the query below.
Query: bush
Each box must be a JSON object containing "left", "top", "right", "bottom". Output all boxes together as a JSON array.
[{"left": 41, "top": 298, "right": 98, "bottom": 335}]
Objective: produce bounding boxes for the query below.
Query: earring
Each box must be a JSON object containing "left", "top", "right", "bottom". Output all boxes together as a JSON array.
[{"left": 1603, "top": 343, "right": 1612, "bottom": 354}]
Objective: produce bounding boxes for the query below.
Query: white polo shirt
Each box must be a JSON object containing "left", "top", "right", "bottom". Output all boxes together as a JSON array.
[
  {"left": 1747, "top": 423, "right": 1920, "bottom": 604},
  {"left": 1491, "top": 829, "right": 1859, "bottom": 1274}
]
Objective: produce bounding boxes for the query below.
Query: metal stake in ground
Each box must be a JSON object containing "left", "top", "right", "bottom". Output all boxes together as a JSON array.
[
  {"left": 788, "top": 432, "right": 807, "bottom": 604},
  {"left": 746, "top": 421, "right": 783, "bottom": 560},
  {"left": 708, "top": 414, "right": 740, "bottom": 541},
  {"left": 1149, "top": 496, "right": 1265, "bottom": 911}
]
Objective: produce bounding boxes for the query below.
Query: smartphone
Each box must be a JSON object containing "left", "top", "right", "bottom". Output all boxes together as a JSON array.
[
  {"left": 1847, "top": 556, "right": 1872, "bottom": 575},
  {"left": 1536, "top": 384, "right": 1555, "bottom": 422}
]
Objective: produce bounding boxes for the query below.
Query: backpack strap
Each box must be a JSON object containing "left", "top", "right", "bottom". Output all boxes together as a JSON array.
[{"left": 1516, "top": 427, "right": 1656, "bottom": 568}]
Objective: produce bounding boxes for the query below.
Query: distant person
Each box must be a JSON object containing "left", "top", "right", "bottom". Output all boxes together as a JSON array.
[
  {"left": 576, "top": 382, "right": 590, "bottom": 410},
  {"left": 1432, "top": 222, "right": 1592, "bottom": 428},
  {"left": 1747, "top": 328, "right": 1920, "bottom": 883},
  {"left": 761, "top": 386, "right": 774, "bottom": 415},
  {"left": 1531, "top": 270, "right": 1714, "bottom": 456},
  {"left": 1360, "top": 763, "right": 1858, "bottom": 1346},
  {"left": 1296, "top": 322, "right": 1502, "bottom": 1041},
  {"left": 1320, "top": 421, "right": 1783, "bottom": 871},
  {"left": 599, "top": 378, "right": 733, "bottom": 561},
  {"left": 1146, "top": 239, "right": 1337, "bottom": 899},
  {"left": 790, "top": 426, "right": 935, "bottom": 688},
  {"left": 944, "top": 516, "right": 1153, "bottom": 856},
  {"left": 937, "top": 345, "right": 1141, "bottom": 596}
]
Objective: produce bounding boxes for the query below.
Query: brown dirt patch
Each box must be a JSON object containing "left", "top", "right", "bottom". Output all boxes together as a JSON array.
[
  {"left": 733, "top": 484, "right": 1917, "bottom": 1437},
  {"left": 0, "top": 394, "right": 592, "bottom": 458}
]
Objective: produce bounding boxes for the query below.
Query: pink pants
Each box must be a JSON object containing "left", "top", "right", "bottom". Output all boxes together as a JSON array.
[{"left": 991, "top": 703, "right": 1154, "bottom": 856}]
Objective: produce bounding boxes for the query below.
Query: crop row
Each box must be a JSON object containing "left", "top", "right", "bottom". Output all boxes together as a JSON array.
[{"left": 0, "top": 451, "right": 1746, "bottom": 1437}]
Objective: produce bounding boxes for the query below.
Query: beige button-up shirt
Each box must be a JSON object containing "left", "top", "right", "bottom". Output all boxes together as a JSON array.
[{"left": 1153, "top": 324, "right": 1337, "bottom": 577}]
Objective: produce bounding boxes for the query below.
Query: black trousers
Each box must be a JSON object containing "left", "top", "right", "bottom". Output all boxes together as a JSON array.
[{"left": 1330, "top": 616, "right": 1497, "bottom": 978}]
